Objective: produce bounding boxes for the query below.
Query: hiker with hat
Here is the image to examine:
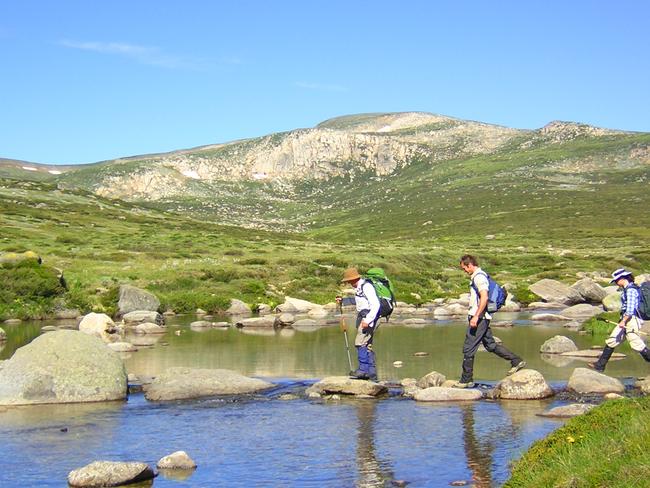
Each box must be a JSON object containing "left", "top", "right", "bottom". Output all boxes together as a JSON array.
[
  {"left": 589, "top": 268, "right": 650, "bottom": 372},
  {"left": 453, "top": 254, "right": 526, "bottom": 388},
  {"left": 336, "top": 267, "right": 381, "bottom": 381}
]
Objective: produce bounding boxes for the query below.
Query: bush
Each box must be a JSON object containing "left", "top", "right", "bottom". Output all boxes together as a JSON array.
[
  {"left": 582, "top": 312, "right": 620, "bottom": 335},
  {"left": 0, "top": 260, "right": 65, "bottom": 301}
]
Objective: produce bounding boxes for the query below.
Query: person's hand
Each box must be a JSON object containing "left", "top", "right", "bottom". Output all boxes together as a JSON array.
[
  {"left": 618, "top": 320, "right": 627, "bottom": 329},
  {"left": 469, "top": 316, "right": 479, "bottom": 328},
  {"left": 361, "top": 320, "right": 369, "bottom": 329},
  {"left": 335, "top": 296, "right": 342, "bottom": 304}
]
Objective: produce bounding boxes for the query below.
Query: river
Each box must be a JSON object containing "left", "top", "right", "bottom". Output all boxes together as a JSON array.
[{"left": 0, "top": 311, "right": 645, "bottom": 487}]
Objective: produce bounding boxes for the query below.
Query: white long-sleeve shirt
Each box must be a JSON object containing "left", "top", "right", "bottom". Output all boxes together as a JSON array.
[{"left": 355, "top": 279, "right": 381, "bottom": 326}]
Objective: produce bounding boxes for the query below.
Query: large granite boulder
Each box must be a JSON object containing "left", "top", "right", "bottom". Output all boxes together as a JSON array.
[
  {"left": 122, "top": 310, "right": 164, "bottom": 325},
  {"left": 68, "top": 461, "right": 155, "bottom": 487},
  {"left": 538, "top": 403, "right": 595, "bottom": 418},
  {"left": 539, "top": 335, "right": 578, "bottom": 354},
  {"left": 416, "top": 371, "right": 447, "bottom": 389},
  {"left": 78, "top": 313, "right": 121, "bottom": 344},
  {"left": 0, "top": 330, "right": 127, "bottom": 405},
  {"left": 493, "top": 369, "right": 554, "bottom": 399},
  {"left": 572, "top": 278, "right": 607, "bottom": 303},
  {"left": 144, "top": 367, "right": 273, "bottom": 401},
  {"left": 413, "top": 387, "right": 483, "bottom": 402},
  {"left": 602, "top": 293, "right": 622, "bottom": 312},
  {"left": 117, "top": 285, "right": 160, "bottom": 315},
  {"left": 567, "top": 368, "right": 625, "bottom": 394},
  {"left": 529, "top": 279, "right": 583, "bottom": 305},
  {"left": 226, "top": 299, "right": 252, "bottom": 316},
  {"left": 305, "top": 377, "right": 387, "bottom": 397},
  {"left": 560, "top": 304, "right": 603, "bottom": 319}
]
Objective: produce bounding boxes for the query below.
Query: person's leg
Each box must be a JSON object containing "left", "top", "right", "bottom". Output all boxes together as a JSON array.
[
  {"left": 625, "top": 318, "right": 650, "bottom": 363},
  {"left": 589, "top": 324, "right": 625, "bottom": 372},
  {"left": 457, "top": 318, "right": 488, "bottom": 385},
  {"left": 352, "top": 312, "right": 373, "bottom": 379},
  {"left": 481, "top": 324, "right": 525, "bottom": 374}
]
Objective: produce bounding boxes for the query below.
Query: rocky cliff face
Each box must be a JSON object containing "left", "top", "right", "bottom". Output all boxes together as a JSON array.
[{"left": 88, "top": 112, "right": 527, "bottom": 201}]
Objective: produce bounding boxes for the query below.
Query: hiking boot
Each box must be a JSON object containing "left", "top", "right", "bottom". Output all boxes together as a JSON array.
[
  {"left": 349, "top": 370, "right": 370, "bottom": 380},
  {"left": 507, "top": 361, "right": 527, "bottom": 376},
  {"left": 452, "top": 381, "right": 476, "bottom": 389},
  {"left": 368, "top": 374, "right": 378, "bottom": 382},
  {"left": 587, "top": 362, "right": 605, "bottom": 372}
]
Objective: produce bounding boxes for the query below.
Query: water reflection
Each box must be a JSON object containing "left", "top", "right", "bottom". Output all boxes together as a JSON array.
[
  {"left": 460, "top": 404, "right": 494, "bottom": 487},
  {"left": 355, "top": 400, "right": 395, "bottom": 487}
]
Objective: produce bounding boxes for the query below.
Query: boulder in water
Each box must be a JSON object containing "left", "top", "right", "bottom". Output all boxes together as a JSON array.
[
  {"left": 413, "top": 387, "right": 483, "bottom": 402},
  {"left": 539, "top": 335, "right": 578, "bottom": 354},
  {"left": 305, "top": 377, "right": 387, "bottom": 397},
  {"left": 0, "top": 330, "right": 127, "bottom": 406},
  {"left": 493, "top": 369, "right": 554, "bottom": 399},
  {"left": 538, "top": 403, "right": 595, "bottom": 418},
  {"left": 118, "top": 284, "right": 160, "bottom": 315},
  {"left": 68, "top": 461, "right": 155, "bottom": 487},
  {"left": 78, "top": 312, "right": 121, "bottom": 344},
  {"left": 567, "top": 368, "right": 625, "bottom": 394},
  {"left": 157, "top": 451, "right": 197, "bottom": 470}
]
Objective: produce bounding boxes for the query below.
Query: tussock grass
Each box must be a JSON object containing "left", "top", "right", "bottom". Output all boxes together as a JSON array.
[{"left": 505, "top": 396, "right": 650, "bottom": 488}]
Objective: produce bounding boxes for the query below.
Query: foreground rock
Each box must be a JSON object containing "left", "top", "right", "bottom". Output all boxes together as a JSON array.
[
  {"left": 493, "top": 369, "right": 554, "bottom": 399},
  {"left": 529, "top": 279, "right": 583, "bottom": 305},
  {"left": 78, "top": 313, "right": 121, "bottom": 343},
  {"left": 145, "top": 368, "right": 273, "bottom": 401},
  {"left": 157, "top": 451, "right": 197, "bottom": 470},
  {"left": 68, "top": 461, "right": 155, "bottom": 487},
  {"left": 539, "top": 336, "right": 578, "bottom": 354},
  {"left": 306, "top": 377, "right": 387, "bottom": 397},
  {"left": 414, "top": 387, "right": 483, "bottom": 402},
  {"left": 567, "top": 368, "right": 625, "bottom": 394},
  {"left": 118, "top": 284, "right": 160, "bottom": 315},
  {"left": 538, "top": 403, "right": 595, "bottom": 418},
  {"left": 0, "top": 330, "right": 127, "bottom": 405}
]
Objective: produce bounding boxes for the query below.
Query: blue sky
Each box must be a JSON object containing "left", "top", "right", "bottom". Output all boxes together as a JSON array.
[{"left": 1, "top": 1, "right": 648, "bottom": 164}]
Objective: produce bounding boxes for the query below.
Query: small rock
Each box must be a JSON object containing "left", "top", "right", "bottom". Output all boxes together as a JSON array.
[
  {"left": 604, "top": 393, "right": 624, "bottom": 400},
  {"left": 393, "top": 361, "right": 403, "bottom": 367},
  {"left": 3, "top": 319, "right": 22, "bottom": 325},
  {"left": 417, "top": 371, "right": 447, "bottom": 389},
  {"left": 413, "top": 351, "right": 429, "bottom": 357},
  {"left": 538, "top": 403, "right": 595, "bottom": 418},
  {"left": 157, "top": 450, "right": 197, "bottom": 470}
]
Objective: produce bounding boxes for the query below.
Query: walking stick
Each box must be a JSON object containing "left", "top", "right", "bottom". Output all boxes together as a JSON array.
[
  {"left": 600, "top": 318, "right": 648, "bottom": 336},
  {"left": 339, "top": 301, "right": 354, "bottom": 372}
]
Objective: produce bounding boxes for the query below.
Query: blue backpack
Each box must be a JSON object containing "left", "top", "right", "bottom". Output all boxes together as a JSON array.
[{"left": 471, "top": 271, "right": 508, "bottom": 313}]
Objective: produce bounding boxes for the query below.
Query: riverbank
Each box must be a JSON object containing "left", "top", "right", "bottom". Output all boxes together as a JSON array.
[{"left": 505, "top": 395, "right": 650, "bottom": 487}]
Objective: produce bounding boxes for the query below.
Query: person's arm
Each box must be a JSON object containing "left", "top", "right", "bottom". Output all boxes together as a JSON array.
[
  {"left": 470, "top": 274, "right": 489, "bottom": 327},
  {"left": 336, "top": 296, "right": 356, "bottom": 307},
  {"left": 619, "top": 287, "right": 639, "bottom": 327},
  {"left": 361, "top": 282, "right": 380, "bottom": 328}
]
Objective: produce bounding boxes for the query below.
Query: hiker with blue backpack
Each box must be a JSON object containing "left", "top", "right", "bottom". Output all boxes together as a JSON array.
[
  {"left": 337, "top": 267, "right": 395, "bottom": 381},
  {"left": 453, "top": 255, "right": 526, "bottom": 388},
  {"left": 588, "top": 268, "right": 650, "bottom": 372}
]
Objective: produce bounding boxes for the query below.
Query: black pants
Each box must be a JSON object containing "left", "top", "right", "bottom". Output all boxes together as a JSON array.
[{"left": 460, "top": 316, "right": 521, "bottom": 383}]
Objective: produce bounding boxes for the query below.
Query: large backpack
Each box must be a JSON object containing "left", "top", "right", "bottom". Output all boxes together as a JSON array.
[
  {"left": 364, "top": 268, "right": 397, "bottom": 320},
  {"left": 471, "top": 271, "right": 508, "bottom": 313},
  {"left": 632, "top": 282, "right": 650, "bottom": 320}
]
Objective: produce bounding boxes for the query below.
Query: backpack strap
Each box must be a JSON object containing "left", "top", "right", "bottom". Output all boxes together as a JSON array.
[{"left": 470, "top": 270, "right": 489, "bottom": 294}]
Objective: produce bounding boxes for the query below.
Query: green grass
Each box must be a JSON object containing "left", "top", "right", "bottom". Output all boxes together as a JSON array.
[
  {"left": 581, "top": 312, "right": 621, "bottom": 336},
  {"left": 505, "top": 396, "right": 650, "bottom": 487}
]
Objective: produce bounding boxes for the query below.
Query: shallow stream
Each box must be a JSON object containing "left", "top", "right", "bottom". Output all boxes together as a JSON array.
[{"left": 1, "top": 312, "right": 646, "bottom": 487}]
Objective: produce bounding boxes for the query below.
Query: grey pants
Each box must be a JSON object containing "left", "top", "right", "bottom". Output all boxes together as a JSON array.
[{"left": 460, "top": 316, "right": 521, "bottom": 383}]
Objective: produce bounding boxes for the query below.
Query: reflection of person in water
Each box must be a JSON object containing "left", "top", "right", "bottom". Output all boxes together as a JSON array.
[
  {"left": 460, "top": 404, "right": 494, "bottom": 487},
  {"left": 355, "top": 400, "right": 396, "bottom": 487}
]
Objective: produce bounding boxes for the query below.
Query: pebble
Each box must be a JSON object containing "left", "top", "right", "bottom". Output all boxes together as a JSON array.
[
  {"left": 393, "top": 361, "right": 403, "bottom": 367},
  {"left": 413, "top": 352, "right": 429, "bottom": 357}
]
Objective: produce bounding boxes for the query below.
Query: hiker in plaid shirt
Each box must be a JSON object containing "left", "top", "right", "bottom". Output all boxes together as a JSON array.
[{"left": 589, "top": 268, "right": 650, "bottom": 372}]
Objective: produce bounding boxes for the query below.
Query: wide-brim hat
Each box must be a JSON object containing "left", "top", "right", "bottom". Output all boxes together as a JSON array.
[
  {"left": 341, "top": 267, "right": 361, "bottom": 283},
  {"left": 610, "top": 268, "right": 633, "bottom": 283}
]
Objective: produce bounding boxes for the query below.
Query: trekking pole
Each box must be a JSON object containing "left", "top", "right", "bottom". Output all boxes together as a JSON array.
[
  {"left": 600, "top": 318, "right": 648, "bottom": 336},
  {"left": 338, "top": 301, "right": 354, "bottom": 372}
]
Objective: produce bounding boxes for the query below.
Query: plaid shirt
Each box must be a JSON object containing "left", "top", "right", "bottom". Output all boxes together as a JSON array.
[{"left": 621, "top": 284, "right": 641, "bottom": 318}]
